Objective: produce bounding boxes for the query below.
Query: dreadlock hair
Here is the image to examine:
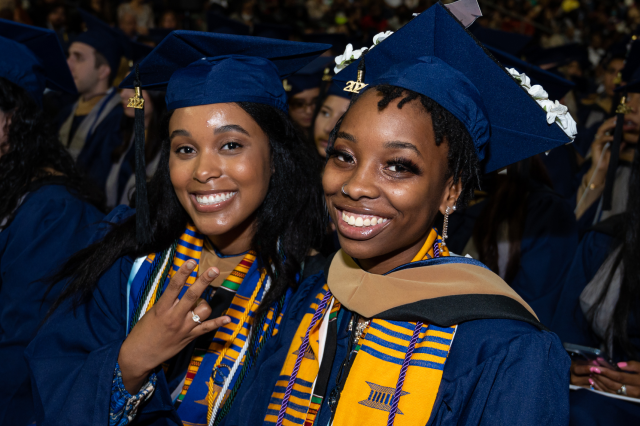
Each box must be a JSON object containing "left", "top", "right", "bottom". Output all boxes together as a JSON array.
[
  {"left": 50, "top": 102, "right": 327, "bottom": 317},
  {"left": 327, "top": 84, "right": 481, "bottom": 209},
  {"left": 0, "top": 77, "right": 105, "bottom": 230},
  {"left": 587, "top": 137, "right": 640, "bottom": 358}
]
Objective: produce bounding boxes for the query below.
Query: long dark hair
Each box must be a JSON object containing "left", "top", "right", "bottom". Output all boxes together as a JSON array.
[
  {"left": 588, "top": 140, "right": 640, "bottom": 358},
  {"left": 0, "top": 77, "right": 105, "bottom": 230},
  {"left": 472, "top": 156, "right": 553, "bottom": 283},
  {"left": 50, "top": 102, "right": 327, "bottom": 316}
]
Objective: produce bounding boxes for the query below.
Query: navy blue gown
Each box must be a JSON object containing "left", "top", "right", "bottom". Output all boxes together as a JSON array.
[
  {"left": 0, "top": 183, "right": 104, "bottom": 426},
  {"left": 223, "top": 270, "right": 571, "bottom": 426},
  {"left": 551, "top": 214, "right": 640, "bottom": 425},
  {"left": 447, "top": 183, "right": 579, "bottom": 327}
]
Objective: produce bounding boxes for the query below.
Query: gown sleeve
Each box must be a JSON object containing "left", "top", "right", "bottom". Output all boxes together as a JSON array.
[{"left": 24, "top": 206, "right": 179, "bottom": 426}]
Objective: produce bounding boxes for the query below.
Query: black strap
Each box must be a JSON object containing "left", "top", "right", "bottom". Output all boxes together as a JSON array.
[{"left": 313, "top": 310, "right": 338, "bottom": 400}]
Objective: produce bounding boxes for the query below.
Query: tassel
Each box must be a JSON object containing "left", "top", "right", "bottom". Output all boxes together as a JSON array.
[
  {"left": 602, "top": 96, "right": 631, "bottom": 211},
  {"left": 127, "top": 65, "right": 152, "bottom": 245}
]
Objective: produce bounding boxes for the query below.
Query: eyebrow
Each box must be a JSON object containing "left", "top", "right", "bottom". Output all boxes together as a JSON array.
[
  {"left": 336, "top": 131, "right": 356, "bottom": 143},
  {"left": 170, "top": 129, "right": 191, "bottom": 140},
  {"left": 383, "top": 141, "right": 422, "bottom": 157},
  {"left": 214, "top": 124, "right": 250, "bottom": 136}
]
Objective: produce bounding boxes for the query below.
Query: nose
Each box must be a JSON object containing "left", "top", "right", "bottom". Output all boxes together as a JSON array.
[
  {"left": 341, "top": 161, "right": 380, "bottom": 200},
  {"left": 193, "top": 151, "right": 223, "bottom": 183}
]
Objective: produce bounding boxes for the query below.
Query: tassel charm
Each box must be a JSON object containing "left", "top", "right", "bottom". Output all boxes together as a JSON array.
[
  {"left": 127, "top": 86, "right": 145, "bottom": 109},
  {"left": 616, "top": 96, "right": 632, "bottom": 114}
]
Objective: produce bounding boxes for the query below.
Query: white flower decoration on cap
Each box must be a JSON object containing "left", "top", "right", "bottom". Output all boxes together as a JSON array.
[
  {"left": 506, "top": 67, "right": 577, "bottom": 141},
  {"left": 334, "top": 31, "right": 394, "bottom": 74}
]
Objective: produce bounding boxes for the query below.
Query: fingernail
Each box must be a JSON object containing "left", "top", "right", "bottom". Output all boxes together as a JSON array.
[
  {"left": 223, "top": 317, "right": 231, "bottom": 324},
  {"left": 619, "top": 362, "right": 628, "bottom": 368},
  {"left": 207, "top": 269, "right": 216, "bottom": 278},
  {"left": 590, "top": 367, "right": 601, "bottom": 374},
  {"left": 186, "top": 260, "right": 196, "bottom": 270},
  {"left": 589, "top": 378, "right": 595, "bottom": 386}
]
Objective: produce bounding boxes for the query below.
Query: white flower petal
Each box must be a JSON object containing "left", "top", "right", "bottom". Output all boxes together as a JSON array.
[
  {"left": 528, "top": 85, "right": 548, "bottom": 100},
  {"left": 372, "top": 30, "right": 393, "bottom": 46}
]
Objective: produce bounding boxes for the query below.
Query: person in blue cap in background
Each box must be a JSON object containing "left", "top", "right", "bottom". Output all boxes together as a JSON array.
[
  {"left": 0, "top": 19, "right": 105, "bottom": 426},
  {"left": 224, "top": 5, "right": 575, "bottom": 426},
  {"left": 283, "top": 56, "right": 333, "bottom": 135},
  {"left": 57, "top": 10, "right": 129, "bottom": 193},
  {"left": 551, "top": 67, "right": 640, "bottom": 426},
  {"left": 25, "top": 31, "right": 331, "bottom": 426}
]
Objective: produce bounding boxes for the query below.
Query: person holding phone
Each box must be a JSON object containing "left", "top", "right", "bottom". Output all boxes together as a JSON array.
[
  {"left": 552, "top": 68, "right": 640, "bottom": 425},
  {"left": 25, "top": 32, "right": 330, "bottom": 426}
]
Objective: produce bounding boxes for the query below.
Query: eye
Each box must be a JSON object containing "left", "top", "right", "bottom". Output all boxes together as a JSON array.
[
  {"left": 221, "top": 141, "right": 242, "bottom": 150},
  {"left": 326, "top": 147, "right": 354, "bottom": 164},
  {"left": 386, "top": 158, "right": 421, "bottom": 175},
  {"left": 175, "top": 146, "right": 195, "bottom": 154}
]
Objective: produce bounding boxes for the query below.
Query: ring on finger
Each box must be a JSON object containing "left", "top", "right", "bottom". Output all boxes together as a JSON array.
[
  {"left": 617, "top": 384, "right": 628, "bottom": 396},
  {"left": 191, "top": 310, "right": 202, "bottom": 324}
]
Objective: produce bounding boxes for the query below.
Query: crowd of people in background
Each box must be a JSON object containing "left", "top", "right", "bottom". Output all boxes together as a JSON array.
[{"left": 2, "top": 0, "right": 640, "bottom": 425}]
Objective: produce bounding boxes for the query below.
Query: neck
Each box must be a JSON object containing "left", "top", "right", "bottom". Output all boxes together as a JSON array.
[
  {"left": 81, "top": 82, "right": 109, "bottom": 102},
  {"left": 358, "top": 228, "right": 432, "bottom": 275},
  {"left": 206, "top": 213, "right": 257, "bottom": 256}
]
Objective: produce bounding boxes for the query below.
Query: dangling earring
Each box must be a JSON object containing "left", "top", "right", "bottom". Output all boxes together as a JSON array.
[{"left": 442, "top": 206, "right": 454, "bottom": 246}]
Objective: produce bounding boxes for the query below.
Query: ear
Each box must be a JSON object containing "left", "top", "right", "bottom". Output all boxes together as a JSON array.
[
  {"left": 98, "top": 64, "right": 112, "bottom": 83},
  {"left": 438, "top": 175, "right": 463, "bottom": 215}
]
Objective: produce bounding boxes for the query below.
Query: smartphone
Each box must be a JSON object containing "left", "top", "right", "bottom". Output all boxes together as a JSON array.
[{"left": 563, "top": 342, "right": 620, "bottom": 371}]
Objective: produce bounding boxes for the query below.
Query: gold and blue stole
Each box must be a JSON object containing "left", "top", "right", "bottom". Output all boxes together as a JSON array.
[
  {"left": 267, "top": 229, "right": 455, "bottom": 426},
  {"left": 127, "top": 224, "right": 288, "bottom": 426}
]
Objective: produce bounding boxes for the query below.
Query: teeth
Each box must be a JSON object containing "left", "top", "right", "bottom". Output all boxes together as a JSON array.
[
  {"left": 196, "top": 192, "right": 236, "bottom": 205},
  {"left": 340, "top": 210, "right": 388, "bottom": 228}
]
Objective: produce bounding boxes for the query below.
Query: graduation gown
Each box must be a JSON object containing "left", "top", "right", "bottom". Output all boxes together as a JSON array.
[
  {"left": 447, "top": 182, "right": 579, "bottom": 327},
  {"left": 223, "top": 254, "right": 571, "bottom": 426},
  {"left": 550, "top": 214, "right": 640, "bottom": 425},
  {"left": 0, "top": 182, "right": 104, "bottom": 426}
]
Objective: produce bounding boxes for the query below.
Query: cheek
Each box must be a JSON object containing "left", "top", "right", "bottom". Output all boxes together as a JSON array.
[
  {"left": 169, "top": 157, "right": 191, "bottom": 197},
  {"left": 322, "top": 163, "right": 344, "bottom": 195}
]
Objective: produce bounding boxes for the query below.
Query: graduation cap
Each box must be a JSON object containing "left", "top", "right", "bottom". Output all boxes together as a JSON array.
[
  {"left": 253, "top": 23, "right": 291, "bottom": 40},
  {"left": 148, "top": 28, "right": 173, "bottom": 45},
  {"left": 283, "top": 56, "right": 334, "bottom": 98},
  {"left": 302, "top": 33, "right": 348, "bottom": 55},
  {"left": 207, "top": 11, "right": 250, "bottom": 36},
  {"left": 620, "top": 37, "right": 640, "bottom": 84},
  {"left": 119, "top": 31, "right": 330, "bottom": 243},
  {"left": 488, "top": 46, "right": 575, "bottom": 100},
  {"left": 332, "top": 3, "right": 575, "bottom": 173},
  {"left": 470, "top": 25, "right": 531, "bottom": 56},
  {"left": 0, "top": 19, "right": 76, "bottom": 103},
  {"left": 74, "top": 10, "right": 131, "bottom": 76}
]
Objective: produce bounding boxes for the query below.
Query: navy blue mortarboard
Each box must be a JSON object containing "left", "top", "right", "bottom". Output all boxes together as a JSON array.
[
  {"left": 119, "top": 31, "right": 329, "bottom": 243},
  {"left": 526, "top": 43, "right": 589, "bottom": 69},
  {"left": 618, "top": 66, "right": 640, "bottom": 93},
  {"left": 620, "top": 38, "right": 640, "bottom": 84},
  {"left": 207, "top": 12, "right": 250, "bottom": 36},
  {"left": 488, "top": 46, "right": 575, "bottom": 100},
  {"left": 74, "top": 10, "right": 129, "bottom": 75},
  {"left": 302, "top": 33, "right": 348, "bottom": 55},
  {"left": 148, "top": 28, "right": 173, "bottom": 45},
  {"left": 253, "top": 23, "right": 291, "bottom": 40},
  {"left": 470, "top": 25, "right": 531, "bottom": 56},
  {"left": 121, "top": 31, "right": 330, "bottom": 112},
  {"left": 0, "top": 19, "right": 76, "bottom": 103},
  {"left": 332, "top": 4, "right": 575, "bottom": 173},
  {"left": 284, "top": 56, "right": 334, "bottom": 98}
]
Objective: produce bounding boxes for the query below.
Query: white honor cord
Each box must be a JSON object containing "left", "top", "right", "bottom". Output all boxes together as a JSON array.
[
  {"left": 208, "top": 275, "right": 272, "bottom": 426},
  {"left": 138, "top": 249, "right": 174, "bottom": 322}
]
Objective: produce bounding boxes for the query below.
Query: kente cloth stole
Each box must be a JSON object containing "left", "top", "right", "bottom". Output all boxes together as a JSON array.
[
  {"left": 128, "top": 224, "right": 285, "bottom": 426},
  {"left": 267, "top": 228, "right": 456, "bottom": 426}
]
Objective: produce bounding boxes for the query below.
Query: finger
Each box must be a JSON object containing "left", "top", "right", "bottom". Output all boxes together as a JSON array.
[
  {"left": 618, "top": 361, "right": 640, "bottom": 373},
  {"left": 571, "top": 373, "right": 591, "bottom": 387},
  {"left": 592, "top": 374, "right": 621, "bottom": 393},
  {"left": 192, "top": 300, "right": 212, "bottom": 324},
  {"left": 571, "top": 364, "right": 593, "bottom": 376},
  {"left": 192, "top": 315, "right": 232, "bottom": 336},
  {"left": 596, "top": 366, "right": 626, "bottom": 383},
  {"left": 176, "top": 267, "right": 219, "bottom": 313},
  {"left": 156, "top": 260, "right": 197, "bottom": 310},
  {"left": 589, "top": 377, "right": 606, "bottom": 392}
]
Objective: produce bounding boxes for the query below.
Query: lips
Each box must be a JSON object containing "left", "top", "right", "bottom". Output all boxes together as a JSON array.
[
  {"left": 335, "top": 208, "right": 391, "bottom": 240},
  {"left": 190, "top": 191, "right": 237, "bottom": 213}
]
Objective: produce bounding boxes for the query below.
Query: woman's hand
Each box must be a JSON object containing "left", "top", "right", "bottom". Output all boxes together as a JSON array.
[
  {"left": 118, "top": 260, "right": 231, "bottom": 394},
  {"left": 570, "top": 361, "right": 594, "bottom": 387},
  {"left": 585, "top": 117, "right": 617, "bottom": 186},
  {"left": 590, "top": 361, "right": 640, "bottom": 398}
]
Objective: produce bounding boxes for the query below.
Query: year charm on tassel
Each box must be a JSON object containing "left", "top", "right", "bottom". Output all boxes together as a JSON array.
[
  {"left": 127, "top": 87, "right": 145, "bottom": 109},
  {"left": 616, "top": 96, "right": 633, "bottom": 114},
  {"left": 344, "top": 70, "right": 368, "bottom": 94}
]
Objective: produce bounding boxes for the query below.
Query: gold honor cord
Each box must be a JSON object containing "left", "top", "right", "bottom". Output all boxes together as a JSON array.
[{"left": 344, "top": 69, "right": 368, "bottom": 94}]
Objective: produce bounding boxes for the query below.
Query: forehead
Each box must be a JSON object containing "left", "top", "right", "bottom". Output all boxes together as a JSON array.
[
  {"left": 339, "top": 89, "right": 434, "bottom": 144},
  {"left": 69, "top": 42, "right": 96, "bottom": 56},
  {"left": 169, "top": 102, "right": 262, "bottom": 133}
]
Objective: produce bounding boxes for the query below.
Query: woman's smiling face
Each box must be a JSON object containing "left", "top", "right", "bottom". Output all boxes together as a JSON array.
[
  {"left": 323, "top": 89, "right": 462, "bottom": 274},
  {"left": 169, "top": 103, "right": 272, "bottom": 253}
]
